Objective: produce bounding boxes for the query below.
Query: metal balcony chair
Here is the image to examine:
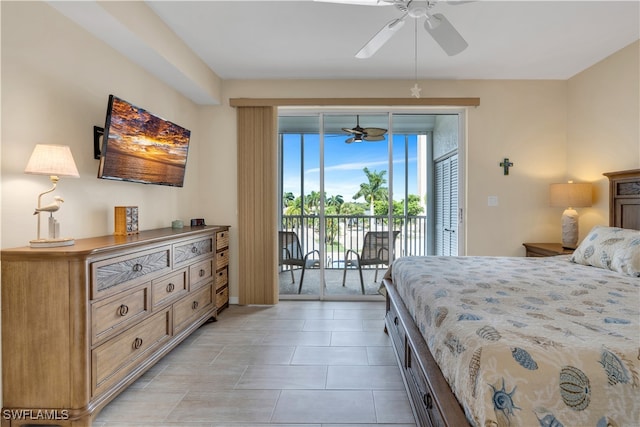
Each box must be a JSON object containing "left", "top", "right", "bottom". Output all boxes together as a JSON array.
[
  {"left": 279, "top": 231, "right": 320, "bottom": 294},
  {"left": 342, "top": 231, "right": 400, "bottom": 294}
]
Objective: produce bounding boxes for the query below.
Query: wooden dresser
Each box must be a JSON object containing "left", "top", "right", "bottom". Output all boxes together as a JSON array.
[{"left": 1, "top": 225, "right": 229, "bottom": 427}]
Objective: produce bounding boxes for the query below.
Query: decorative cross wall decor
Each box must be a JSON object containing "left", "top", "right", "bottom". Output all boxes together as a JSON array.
[{"left": 500, "top": 158, "right": 514, "bottom": 175}]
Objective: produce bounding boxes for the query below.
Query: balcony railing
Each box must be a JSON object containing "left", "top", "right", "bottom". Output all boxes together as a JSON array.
[{"left": 281, "top": 214, "right": 428, "bottom": 269}]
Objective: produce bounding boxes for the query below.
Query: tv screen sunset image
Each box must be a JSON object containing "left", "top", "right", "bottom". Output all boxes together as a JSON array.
[{"left": 99, "top": 96, "right": 191, "bottom": 187}]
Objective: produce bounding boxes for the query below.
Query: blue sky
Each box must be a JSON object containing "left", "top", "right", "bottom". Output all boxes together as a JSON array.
[{"left": 282, "top": 133, "right": 420, "bottom": 203}]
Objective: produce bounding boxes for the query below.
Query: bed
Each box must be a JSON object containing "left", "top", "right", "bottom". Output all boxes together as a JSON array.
[{"left": 383, "top": 169, "right": 640, "bottom": 427}]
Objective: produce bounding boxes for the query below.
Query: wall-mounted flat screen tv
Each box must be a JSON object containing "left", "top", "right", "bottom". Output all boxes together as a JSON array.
[{"left": 97, "top": 95, "right": 191, "bottom": 187}]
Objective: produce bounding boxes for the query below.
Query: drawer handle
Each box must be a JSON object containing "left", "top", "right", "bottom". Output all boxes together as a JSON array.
[
  {"left": 423, "top": 392, "right": 433, "bottom": 410},
  {"left": 118, "top": 304, "right": 129, "bottom": 316},
  {"left": 132, "top": 263, "right": 143, "bottom": 272},
  {"left": 191, "top": 246, "right": 198, "bottom": 254},
  {"left": 218, "top": 271, "right": 223, "bottom": 277},
  {"left": 220, "top": 233, "right": 225, "bottom": 238},
  {"left": 192, "top": 301, "right": 199, "bottom": 310},
  {"left": 132, "top": 337, "right": 143, "bottom": 350},
  {"left": 199, "top": 269, "right": 206, "bottom": 277},
  {"left": 394, "top": 316, "right": 398, "bottom": 325},
  {"left": 166, "top": 283, "right": 175, "bottom": 293}
]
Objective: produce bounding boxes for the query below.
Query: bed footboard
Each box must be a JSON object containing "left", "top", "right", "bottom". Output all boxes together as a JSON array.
[{"left": 384, "top": 278, "right": 470, "bottom": 427}]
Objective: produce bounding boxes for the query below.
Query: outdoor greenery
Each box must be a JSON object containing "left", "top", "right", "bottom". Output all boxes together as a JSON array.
[{"left": 283, "top": 168, "right": 425, "bottom": 244}]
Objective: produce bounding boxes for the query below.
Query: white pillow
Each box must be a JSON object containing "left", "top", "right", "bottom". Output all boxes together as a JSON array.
[
  {"left": 612, "top": 245, "right": 640, "bottom": 277},
  {"left": 570, "top": 225, "right": 640, "bottom": 275}
]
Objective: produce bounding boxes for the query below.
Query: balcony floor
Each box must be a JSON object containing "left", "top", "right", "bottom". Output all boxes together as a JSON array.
[{"left": 279, "top": 267, "right": 387, "bottom": 297}]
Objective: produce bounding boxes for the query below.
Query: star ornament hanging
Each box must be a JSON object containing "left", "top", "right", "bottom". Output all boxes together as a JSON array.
[{"left": 410, "top": 83, "right": 422, "bottom": 98}]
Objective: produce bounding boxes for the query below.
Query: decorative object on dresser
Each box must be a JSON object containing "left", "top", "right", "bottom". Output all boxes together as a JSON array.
[
  {"left": 1, "top": 225, "right": 229, "bottom": 427},
  {"left": 114, "top": 206, "right": 139, "bottom": 235},
  {"left": 549, "top": 181, "right": 592, "bottom": 249},
  {"left": 522, "top": 242, "right": 574, "bottom": 257},
  {"left": 24, "top": 144, "right": 80, "bottom": 247}
]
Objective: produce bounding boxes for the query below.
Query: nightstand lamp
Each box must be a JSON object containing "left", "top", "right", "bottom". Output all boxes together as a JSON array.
[
  {"left": 549, "top": 181, "right": 592, "bottom": 249},
  {"left": 24, "top": 144, "right": 80, "bottom": 247}
]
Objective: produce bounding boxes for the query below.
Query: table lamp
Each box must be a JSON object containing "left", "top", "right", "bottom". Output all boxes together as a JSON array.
[
  {"left": 549, "top": 181, "right": 592, "bottom": 249},
  {"left": 24, "top": 144, "right": 80, "bottom": 247}
]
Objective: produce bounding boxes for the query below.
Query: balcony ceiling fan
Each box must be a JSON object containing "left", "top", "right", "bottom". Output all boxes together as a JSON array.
[
  {"left": 315, "top": 0, "right": 469, "bottom": 58},
  {"left": 343, "top": 116, "right": 387, "bottom": 143}
]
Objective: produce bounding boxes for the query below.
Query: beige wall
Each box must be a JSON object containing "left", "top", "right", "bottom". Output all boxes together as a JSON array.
[
  {"left": 1, "top": 2, "right": 206, "bottom": 252},
  {"left": 567, "top": 40, "right": 640, "bottom": 233}
]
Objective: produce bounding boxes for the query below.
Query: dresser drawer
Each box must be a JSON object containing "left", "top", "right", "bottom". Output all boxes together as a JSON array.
[
  {"left": 91, "top": 246, "right": 171, "bottom": 298},
  {"left": 92, "top": 285, "right": 151, "bottom": 345},
  {"left": 92, "top": 308, "right": 171, "bottom": 396},
  {"left": 173, "top": 285, "right": 213, "bottom": 334},
  {"left": 216, "top": 285, "right": 229, "bottom": 310},
  {"left": 216, "top": 230, "right": 229, "bottom": 251},
  {"left": 216, "top": 249, "right": 229, "bottom": 270},
  {"left": 152, "top": 269, "right": 188, "bottom": 309},
  {"left": 173, "top": 236, "right": 214, "bottom": 267},
  {"left": 189, "top": 258, "right": 213, "bottom": 290},
  {"left": 215, "top": 267, "right": 228, "bottom": 291}
]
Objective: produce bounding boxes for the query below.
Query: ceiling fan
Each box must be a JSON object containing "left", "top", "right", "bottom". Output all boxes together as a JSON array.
[
  {"left": 342, "top": 116, "right": 387, "bottom": 143},
  {"left": 315, "top": 0, "right": 469, "bottom": 58}
]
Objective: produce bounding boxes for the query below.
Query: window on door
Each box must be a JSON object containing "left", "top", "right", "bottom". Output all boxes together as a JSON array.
[{"left": 278, "top": 111, "right": 462, "bottom": 299}]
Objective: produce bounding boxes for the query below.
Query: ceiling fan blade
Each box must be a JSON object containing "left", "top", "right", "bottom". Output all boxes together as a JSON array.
[
  {"left": 313, "top": 0, "right": 392, "bottom": 5},
  {"left": 355, "top": 15, "right": 406, "bottom": 59},
  {"left": 363, "top": 135, "right": 386, "bottom": 142},
  {"left": 342, "top": 127, "right": 365, "bottom": 135},
  {"left": 363, "top": 127, "right": 387, "bottom": 137},
  {"left": 423, "top": 13, "right": 468, "bottom": 56}
]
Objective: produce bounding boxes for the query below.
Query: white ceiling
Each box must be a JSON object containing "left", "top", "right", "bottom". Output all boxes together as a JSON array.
[{"left": 50, "top": 1, "right": 639, "bottom": 104}]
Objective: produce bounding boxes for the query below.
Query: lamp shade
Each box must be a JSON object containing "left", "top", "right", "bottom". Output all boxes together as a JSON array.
[
  {"left": 549, "top": 182, "right": 592, "bottom": 208},
  {"left": 24, "top": 144, "right": 79, "bottom": 177}
]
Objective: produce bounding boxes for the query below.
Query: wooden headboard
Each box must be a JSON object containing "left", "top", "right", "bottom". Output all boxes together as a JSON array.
[{"left": 604, "top": 169, "right": 640, "bottom": 230}]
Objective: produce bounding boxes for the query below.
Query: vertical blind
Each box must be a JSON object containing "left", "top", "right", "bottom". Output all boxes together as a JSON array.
[{"left": 237, "top": 106, "right": 279, "bottom": 304}]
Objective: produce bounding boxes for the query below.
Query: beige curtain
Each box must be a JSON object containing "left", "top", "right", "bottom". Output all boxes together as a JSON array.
[{"left": 236, "top": 106, "right": 279, "bottom": 305}]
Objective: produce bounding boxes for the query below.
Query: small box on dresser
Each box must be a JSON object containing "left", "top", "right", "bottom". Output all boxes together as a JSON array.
[
  {"left": 1, "top": 225, "right": 229, "bottom": 427},
  {"left": 113, "top": 206, "right": 139, "bottom": 236}
]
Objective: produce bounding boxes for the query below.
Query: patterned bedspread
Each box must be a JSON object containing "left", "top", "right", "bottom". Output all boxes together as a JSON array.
[{"left": 390, "top": 256, "right": 639, "bottom": 427}]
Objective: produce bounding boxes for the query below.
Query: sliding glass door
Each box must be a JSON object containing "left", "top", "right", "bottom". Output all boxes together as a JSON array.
[{"left": 278, "top": 110, "right": 463, "bottom": 300}]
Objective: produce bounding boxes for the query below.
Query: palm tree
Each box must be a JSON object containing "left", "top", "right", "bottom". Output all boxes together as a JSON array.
[
  {"left": 306, "top": 191, "right": 321, "bottom": 214},
  {"left": 282, "top": 191, "right": 295, "bottom": 208},
  {"left": 326, "top": 194, "right": 344, "bottom": 214},
  {"left": 353, "top": 167, "right": 388, "bottom": 214},
  {"left": 284, "top": 196, "right": 305, "bottom": 216}
]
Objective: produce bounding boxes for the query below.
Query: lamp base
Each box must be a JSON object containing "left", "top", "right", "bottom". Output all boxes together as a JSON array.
[
  {"left": 30, "top": 237, "right": 75, "bottom": 248},
  {"left": 561, "top": 208, "right": 579, "bottom": 249}
]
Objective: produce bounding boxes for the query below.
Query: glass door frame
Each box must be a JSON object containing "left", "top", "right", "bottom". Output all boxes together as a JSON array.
[{"left": 278, "top": 107, "right": 467, "bottom": 301}]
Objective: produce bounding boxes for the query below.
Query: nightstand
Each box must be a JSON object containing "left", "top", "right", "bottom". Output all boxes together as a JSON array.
[{"left": 522, "top": 243, "right": 574, "bottom": 257}]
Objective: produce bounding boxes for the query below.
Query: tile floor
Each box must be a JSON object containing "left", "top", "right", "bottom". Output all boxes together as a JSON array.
[{"left": 93, "top": 300, "right": 416, "bottom": 427}]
